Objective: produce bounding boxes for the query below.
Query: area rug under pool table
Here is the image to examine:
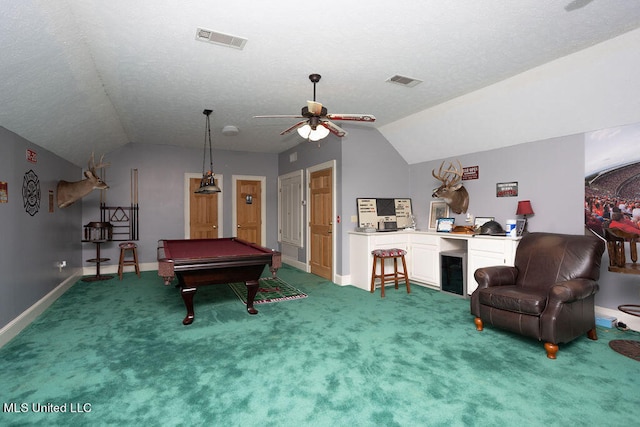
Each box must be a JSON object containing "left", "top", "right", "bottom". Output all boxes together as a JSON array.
[{"left": 228, "top": 277, "right": 307, "bottom": 305}]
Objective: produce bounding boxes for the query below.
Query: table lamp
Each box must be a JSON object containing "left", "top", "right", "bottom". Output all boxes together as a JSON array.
[{"left": 516, "top": 200, "right": 534, "bottom": 233}]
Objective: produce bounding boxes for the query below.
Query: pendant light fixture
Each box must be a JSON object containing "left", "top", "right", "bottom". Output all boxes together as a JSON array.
[{"left": 195, "top": 109, "right": 221, "bottom": 194}]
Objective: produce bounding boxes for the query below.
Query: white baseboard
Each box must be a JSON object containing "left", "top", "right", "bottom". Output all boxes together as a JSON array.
[
  {"left": 282, "top": 257, "right": 307, "bottom": 272},
  {"left": 596, "top": 306, "right": 640, "bottom": 332},
  {"left": 0, "top": 269, "right": 83, "bottom": 349},
  {"left": 334, "top": 274, "right": 351, "bottom": 286},
  {"left": 82, "top": 262, "right": 157, "bottom": 276}
]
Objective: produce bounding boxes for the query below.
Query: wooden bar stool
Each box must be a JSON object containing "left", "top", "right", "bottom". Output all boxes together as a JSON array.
[
  {"left": 118, "top": 242, "right": 140, "bottom": 280},
  {"left": 370, "top": 248, "right": 410, "bottom": 297}
]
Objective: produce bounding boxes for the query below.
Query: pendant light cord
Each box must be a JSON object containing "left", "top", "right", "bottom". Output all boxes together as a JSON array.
[
  {"left": 202, "top": 109, "right": 213, "bottom": 175},
  {"left": 207, "top": 113, "right": 213, "bottom": 173}
]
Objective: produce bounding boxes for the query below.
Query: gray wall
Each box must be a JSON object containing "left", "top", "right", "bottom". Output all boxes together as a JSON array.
[
  {"left": 81, "top": 143, "right": 280, "bottom": 267},
  {"left": 0, "top": 127, "right": 81, "bottom": 329},
  {"left": 340, "top": 126, "right": 412, "bottom": 273}
]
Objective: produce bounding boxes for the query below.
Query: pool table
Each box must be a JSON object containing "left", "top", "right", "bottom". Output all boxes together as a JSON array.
[{"left": 157, "top": 237, "right": 281, "bottom": 325}]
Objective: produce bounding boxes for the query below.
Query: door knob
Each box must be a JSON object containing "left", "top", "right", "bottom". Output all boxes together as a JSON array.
[
  {"left": 212, "top": 225, "right": 217, "bottom": 229},
  {"left": 237, "top": 224, "right": 241, "bottom": 228}
]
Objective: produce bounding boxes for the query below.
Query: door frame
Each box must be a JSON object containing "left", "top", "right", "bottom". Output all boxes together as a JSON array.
[
  {"left": 184, "top": 173, "right": 224, "bottom": 239},
  {"left": 231, "top": 175, "right": 266, "bottom": 246},
  {"left": 306, "top": 160, "right": 337, "bottom": 282}
]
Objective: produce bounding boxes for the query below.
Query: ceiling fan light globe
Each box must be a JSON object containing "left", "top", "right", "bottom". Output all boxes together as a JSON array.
[
  {"left": 297, "top": 124, "right": 312, "bottom": 138},
  {"left": 309, "top": 125, "right": 329, "bottom": 141}
]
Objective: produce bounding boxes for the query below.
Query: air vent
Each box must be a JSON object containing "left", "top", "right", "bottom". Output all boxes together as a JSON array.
[
  {"left": 386, "top": 74, "right": 422, "bottom": 88},
  {"left": 195, "top": 28, "right": 247, "bottom": 50}
]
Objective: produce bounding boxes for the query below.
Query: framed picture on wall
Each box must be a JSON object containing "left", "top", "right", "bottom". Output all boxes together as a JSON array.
[{"left": 429, "top": 201, "right": 450, "bottom": 230}]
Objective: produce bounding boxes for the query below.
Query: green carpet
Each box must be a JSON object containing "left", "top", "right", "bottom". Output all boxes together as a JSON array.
[
  {"left": 228, "top": 277, "right": 307, "bottom": 305},
  {"left": 0, "top": 265, "right": 639, "bottom": 426}
]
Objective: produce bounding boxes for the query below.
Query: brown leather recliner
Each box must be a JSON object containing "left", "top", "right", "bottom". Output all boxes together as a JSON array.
[{"left": 471, "top": 232, "right": 605, "bottom": 359}]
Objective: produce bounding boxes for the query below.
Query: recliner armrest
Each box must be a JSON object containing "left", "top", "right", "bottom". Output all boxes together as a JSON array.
[
  {"left": 548, "top": 279, "right": 599, "bottom": 303},
  {"left": 474, "top": 266, "right": 518, "bottom": 289}
]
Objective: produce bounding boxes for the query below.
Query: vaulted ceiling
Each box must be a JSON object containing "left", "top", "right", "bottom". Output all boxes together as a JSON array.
[{"left": 2, "top": 1, "right": 640, "bottom": 166}]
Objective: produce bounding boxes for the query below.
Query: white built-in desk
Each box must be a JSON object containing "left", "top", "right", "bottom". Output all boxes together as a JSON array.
[{"left": 349, "top": 230, "right": 521, "bottom": 295}]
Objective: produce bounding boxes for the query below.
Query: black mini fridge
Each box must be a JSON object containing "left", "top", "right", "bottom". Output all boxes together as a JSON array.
[{"left": 440, "top": 251, "right": 467, "bottom": 296}]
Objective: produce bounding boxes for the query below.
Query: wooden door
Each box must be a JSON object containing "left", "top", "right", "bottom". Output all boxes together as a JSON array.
[
  {"left": 236, "top": 179, "right": 261, "bottom": 245},
  {"left": 189, "top": 178, "right": 219, "bottom": 238},
  {"left": 309, "top": 168, "right": 333, "bottom": 280}
]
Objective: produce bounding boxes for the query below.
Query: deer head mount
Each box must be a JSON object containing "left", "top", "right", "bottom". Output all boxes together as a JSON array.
[
  {"left": 56, "top": 153, "right": 109, "bottom": 208},
  {"left": 432, "top": 160, "right": 469, "bottom": 214}
]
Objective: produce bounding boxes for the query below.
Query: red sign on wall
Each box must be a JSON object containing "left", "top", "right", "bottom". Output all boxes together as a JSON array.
[
  {"left": 462, "top": 165, "right": 478, "bottom": 180},
  {"left": 26, "top": 149, "right": 37, "bottom": 163}
]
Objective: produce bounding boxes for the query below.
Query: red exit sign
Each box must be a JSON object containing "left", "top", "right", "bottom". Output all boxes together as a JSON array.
[
  {"left": 26, "top": 149, "right": 37, "bottom": 163},
  {"left": 462, "top": 165, "right": 478, "bottom": 180}
]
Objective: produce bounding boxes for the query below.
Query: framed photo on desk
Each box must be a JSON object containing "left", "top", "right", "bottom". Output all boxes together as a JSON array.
[
  {"left": 436, "top": 217, "right": 455, "bottom": 232},
  {"left": 429, "top": 201, "right": 450, "bottom": 230}
]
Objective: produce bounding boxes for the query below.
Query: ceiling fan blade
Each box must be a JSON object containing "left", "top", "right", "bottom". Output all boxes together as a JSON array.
[
  {"left": 307, "top": 101, "right": 324, "bottom": 116},
  {"left": 254, "top": 114, "right": 304, "bottom": 119},
  {"left": 279, "top": 120, "right": 308, "bottom": 136},
  {"left": 321, "top": 120, "right": 347, "bottom": 137},
  {"left": 326, "top": 113, "right": 376, "bottom": 122}
]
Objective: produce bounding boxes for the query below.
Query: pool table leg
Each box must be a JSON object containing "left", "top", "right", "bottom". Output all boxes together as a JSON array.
[
  {"left": 245, "top": 280, "right": 259, "bottom": 315},
  {"left": 181, "top": 287, "right": 196, "bottom": 325}
]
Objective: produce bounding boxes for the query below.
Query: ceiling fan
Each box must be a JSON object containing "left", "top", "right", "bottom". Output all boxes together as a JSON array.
[{"left": 254, "top": 74, "right": 376, "bottom": 141}]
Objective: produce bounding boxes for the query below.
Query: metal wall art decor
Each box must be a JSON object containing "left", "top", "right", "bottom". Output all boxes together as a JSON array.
[
  {"left": 496, "top": 182, "right": 518, "bottom": 197},
  {"left": 22, "top": 170, "right": 40, "bottom": 216}
]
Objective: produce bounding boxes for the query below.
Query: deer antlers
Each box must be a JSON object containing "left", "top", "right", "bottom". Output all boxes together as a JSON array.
[
  {"left": 432, "top": 160, "right": 463, "bottom": 190},
  {"left": 88, "top": 152, "right": 110, "bottom": 174}
]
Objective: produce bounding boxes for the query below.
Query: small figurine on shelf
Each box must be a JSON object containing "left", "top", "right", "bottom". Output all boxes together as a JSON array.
[{"left": 405, "top": 214, "right": 417, "bottom": 231}]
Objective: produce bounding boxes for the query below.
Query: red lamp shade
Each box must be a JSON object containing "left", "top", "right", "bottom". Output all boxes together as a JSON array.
[{"left": 516, "top": 200, "right": 534, "bottom": 216}]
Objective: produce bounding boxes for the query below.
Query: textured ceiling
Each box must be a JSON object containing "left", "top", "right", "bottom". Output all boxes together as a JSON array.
[{"left": 1, "top": 0, "right": 640, "bottom": 166}]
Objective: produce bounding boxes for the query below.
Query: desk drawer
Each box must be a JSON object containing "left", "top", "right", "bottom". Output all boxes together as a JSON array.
[{"left": 469, "top": 238, "right": 506, "bottom": 254}]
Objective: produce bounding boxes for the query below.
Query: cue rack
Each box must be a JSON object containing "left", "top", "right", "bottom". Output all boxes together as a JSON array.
[{"left": 99, "top": 168, "right": 139, "bottom": 241}]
